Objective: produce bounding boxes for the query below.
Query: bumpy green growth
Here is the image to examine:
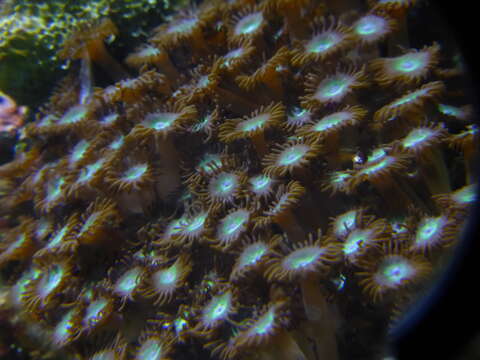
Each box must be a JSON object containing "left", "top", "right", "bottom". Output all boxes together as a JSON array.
[{"left": 0, "top": 0, "right": 182, "bottom": 108}]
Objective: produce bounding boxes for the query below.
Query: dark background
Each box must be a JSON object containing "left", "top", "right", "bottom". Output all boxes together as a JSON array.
[{"left": 391, "top": 1, "right": 480, "bottom": 359}]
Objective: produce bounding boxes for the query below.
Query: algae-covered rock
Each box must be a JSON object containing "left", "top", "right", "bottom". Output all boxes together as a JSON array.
[{"left": 0, "top": 0, "right": 183, "bottom": 110}]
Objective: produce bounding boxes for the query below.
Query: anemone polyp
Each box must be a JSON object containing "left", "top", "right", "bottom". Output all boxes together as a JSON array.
[
  {"left": 292, "top": 19, "right": 352, "bottom": 66},
  {"left": 215, "top": 208, "right": 251, "bottom": 249},
  {"left": 398, "top": 125, "right": 445, "bottom": 155},
  {"left": 371, "top": 44, "right": 439, "bottom": 86},
  {"left": 51, "top": 308, "right": 81, "bottom": 348},
  {"left": 58, "top": 104, "right": 88, "bottom": 126},
  {"left": 262, "top": 139, "right": 322, "bottom": 177},
  {"left": 208, "top": 172, "right": 241, "bottom": 205},
  {"left": 143, "top": 255, "right": 192, "bottom": 305},
  {"left": 352, "top": 13, "right": 393, "bottom": 44},
  {"left": 0, "top": 223, "right": 35, "bottom": 266},
  {"left": 342, "top": 228, "right": 378, "bottom": 264},
  {"left": 36, "top": 173, "right": 67, "bottom": 213},
  {"left": 298, "top": 106, "right": 366, "bottom": 140},
  {"left": 36, "top": 215, "right": 77, "bottom": 256},
  {"left": 331, "top": 209, "right": 360, "bottom": 239},
  {"left": 265, "top": 235, "right": 340, "bottom": 281},
  {"left": 113, "top": 266, "right": 144, "bottom": 301},
  {"left": 285, "top": 107, "right": 313, "bottom": 131},
  {"left": 75, "top": 198, "right": 119, "bottom": 245},
  {"left": 434, "top": 183, "right": 478, "bottom": 210},
  {"left": 249, "top": 174, "right": 275, "bottom": 199},
  {"left": 233, "top": 11, "right": 264, "bottom": 38},
  {"left": 219, "top": 102, "right": 285, "bottom": 155},
  {"left": 236, "top": 301, "right": 287, "bottom": 349},
  {"left": 135, "top": 335, "right": 171, "bottom": 360},
  {"left": 358, "top": 251, "right": 430, "bottom": 302},
  {"left": 410, "top": 215, "right": 455, "bottom": 253},
  {"left": 176, "top": 207, "right": 213, "bottom": 245},
  {"left": 68, "top": 139, "right": 91, "bottom": 168},
  {"left": 437, "top": 103, "right": 472, "bottom": 122},
  {"left": 373, "top": 81, "right": 445, "bottom": 124},
  {"left": 23, "top": 257, "right": 72, "bottom": 311},
  {"left": 323, "top": 170, "right": 354, "bottom": 195},
  {"left": 82, "top": 294, "right": 115, "bottom": 333},
  {"left": 314, "top": 75, "right": 357, "bottom": 104},
  {"left": 303, "top": 67, "right": 366, "bottom": 108},
  {"left": 230, "top": 235, "right": 277, "bottom": 281},
  {"left": 199, "top": 289, "right": 235, "bottom": 330}
]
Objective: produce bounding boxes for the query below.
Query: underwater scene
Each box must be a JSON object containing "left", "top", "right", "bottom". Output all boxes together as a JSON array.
[{"left": 0, "top": 0, "right": 478, "bottom": 359}]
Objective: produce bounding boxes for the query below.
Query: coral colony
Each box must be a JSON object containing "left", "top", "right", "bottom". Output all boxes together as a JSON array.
[{"left": 0, "top": 0, "right": 478, "bottom": 359}]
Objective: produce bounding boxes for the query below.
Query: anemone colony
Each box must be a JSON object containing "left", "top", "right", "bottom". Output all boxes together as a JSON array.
[{"left": 0, "top": 0, "right": 478, "bottom": 359}]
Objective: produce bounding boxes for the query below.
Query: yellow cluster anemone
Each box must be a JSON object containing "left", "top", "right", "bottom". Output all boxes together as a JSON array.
[{"left": 0, "top": 1, "right": 476, "bottom": 359}]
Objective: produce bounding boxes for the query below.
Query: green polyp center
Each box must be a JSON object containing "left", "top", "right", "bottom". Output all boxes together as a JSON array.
[
  {"left": 393, "top": 53, "right": 425, "bottom": 73},
  {"left": 166, "top": 218, "right": 184, "bottom": 238},
  {"left": 344, "top": 229, "right": 372, "bottom": 255},
  {"left": 284, "top": 247, "right": 323, "bottom": 270},
  {"left": 235, "top": 12, "right": 263, "bottom": 35},
  {"left": 240, "top": 242, "right": 267, "bottom": 268},
  {"left": 7, "top": 233, "right": 25, "bottom": 253},
  {"left": 307, "top": 32, "right": 341, "bottom": 53},
  {"left": 402, "top": 128, "right": 433, "bottom": 148},
  {"left": 251, "top": 175, "right": 271, "bottom": 192},
  {"left": 205, "top": 292, "right": 231, "bottom": 323},
  {"left": 86, "top": 298, "right": 107, "bottom": 323},
  {"left": 213, "top": 173, "right": 237, "bottom": 195},
  {"left": 186, "top": 213, "right": 207, "bottom": 232},
  {"left": 392, "top": 89, "right": 426, "bottom": 107},
  {"left": 253, "top": 308, "right": 275, "bottom": 335},
  {"left": 71, "top": 140, "right": 89, "bottom": 164},
  {"left": 453, "top": 185, "right": 476, "bottom": 204},
  {"left": 222, "top": 210, "right": 249, "bottom": 236},
  {"left": 39, "top": 114, "right": 56, "bottom": 127},
  {"left": 416, "top": 217, "right": 441, "bottom": 243},
  {"left": 174, "top": 317, "right": 187, "bottom": 333},
  {"left": 314, "top": 112, "right": 350, "bottom": 132},
  {"left": 438, "top": 104, "right": 460, "bottom": 117},
  {"left": 223, "top": 48, "right": 243, "bottom": 67},
  {"left": 278, "top": 144, "right": 309, "bottom": 166},
  {"left": 138, "top": 339, "right": 163, "bottom": 360},
  {"left": 100, "top": 113, "right": 118, "bottom": 125},
  {"left": 79, "top": 159, "right": 105, "bottom": 183},
  {"left": 109, "top": 136, "right": 124, "bottom": 150},
  {"left": 367, "top": 148, "right": 386, "bottom": 163},
  {"left": 360, "top": 157, "right": 392, "bottom": 175},
  {"left": 36, "top": 219, "right": 50, "bottom": 239},
  {"left": 240, "top": 114, "right": 268, "bottom": 132},
  {"left": 123, "top": 163, "right": 148, "bottom": 181},
  {"left": 47, "top": 176, "right": 65, "bottom": 202},
  {"left": 331, "top": 171, "right": 350, "bottom": 184},
  {"left": 318, "top": 77, "right": 349, "bottom": 100},
  {"left": 54, "top": 310, "right": 74, "bottom": 342},
  {"left": 356, "top": 15, "right": 382, "bottom": 35},
  {"left": 144, "top": 112, "right": 177, "bottom": 131},
  {"left": 198, "top": 153, "right": 222, "bottom": 173},
  {"left": 48, "top": 225, "right": 68, "bottom": 248},
  {"left": 197, "top": 75, "right": 210, "bottom": 88},
  {"left": 79, "top": 212, "right": 98, "bottom": 236},
  {"left": 155, "top": 264, "right": 178, "bottom": 286},
  {"left": 40, "top": 265, "right": 63, "bottom": 296},
  {"left": 380, "top": 257, "right": 413, "bottom": 286},
  {"left": 139, "top": 46, "right": 160, "bottom": 57},
  {"left": 168, "top": 17, "right": 196, "bottom": 33},
  {"left": 335, "top": 210, "right": 357, "bottom": 236},
  {"left": 116, "top": 267, "right": 141, "bottom": 295},
  {"left": 59, "top": 105, "right": 87, "bottom": 124}
]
